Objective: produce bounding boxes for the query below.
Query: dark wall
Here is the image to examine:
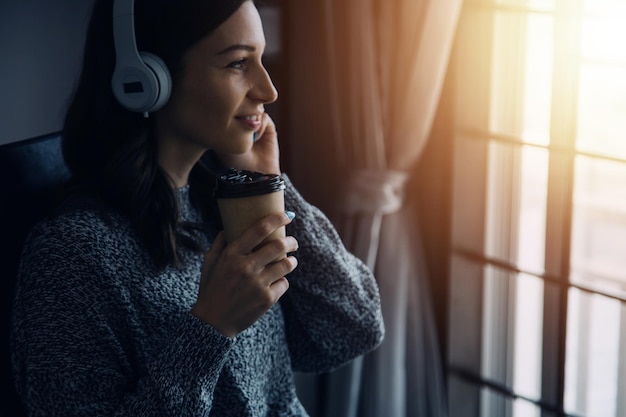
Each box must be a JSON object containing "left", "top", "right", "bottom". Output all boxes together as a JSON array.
[{"left": 0, "top": 0, "right": 95, "bottom": 145}]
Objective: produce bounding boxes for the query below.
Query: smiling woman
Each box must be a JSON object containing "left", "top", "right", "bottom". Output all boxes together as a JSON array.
[
  {"left": 155, "top": 2, "right": 279, "bottom": 186},
  {"left": 9, "top": 0, "right": 385, "bottom": 415}
]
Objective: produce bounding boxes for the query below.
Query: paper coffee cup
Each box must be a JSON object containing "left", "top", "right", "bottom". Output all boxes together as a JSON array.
[{"left": 214, "top": 168, "right": 286, "bottom": 244}]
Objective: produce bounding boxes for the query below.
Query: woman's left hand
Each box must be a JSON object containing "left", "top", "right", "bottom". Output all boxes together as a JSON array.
[{"left": 216, "top": 112, "right": 281, "bottom": 175}]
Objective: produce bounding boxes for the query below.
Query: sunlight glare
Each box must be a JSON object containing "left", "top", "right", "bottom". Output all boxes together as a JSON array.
[
  {"left": 577, "top": 6, "right": 626, "bottom": 159},
  {"left": 521, "top": 1, "right": 626, "bottom": 158}
]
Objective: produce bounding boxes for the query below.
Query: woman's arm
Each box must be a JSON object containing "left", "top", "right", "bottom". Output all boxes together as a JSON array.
[
  {"left": 279, "top": 176, "right": 385, "bottom": 373},
  {"left": 211, "top": 113, "right": 383, "bottom": 370},
  {"left": 11, "top": 213, "right": 234, "bottom": 416}
]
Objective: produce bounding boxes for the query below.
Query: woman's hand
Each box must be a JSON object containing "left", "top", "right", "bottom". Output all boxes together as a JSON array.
[
  {"left": 191, "top": 212, "right": 298, "bottom": 338},
  {"left": 216, "top": 112, "right": 281, "bottom": 175}
]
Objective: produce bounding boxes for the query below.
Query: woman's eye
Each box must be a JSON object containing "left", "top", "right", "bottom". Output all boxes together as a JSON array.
[{"left": 227, "top": 59, "right": 247, "bottom": 70}]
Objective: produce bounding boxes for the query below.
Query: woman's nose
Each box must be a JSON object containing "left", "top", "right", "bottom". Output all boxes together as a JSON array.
[{"left": 250, "top": 65, "right": 278, "bottom": 104}]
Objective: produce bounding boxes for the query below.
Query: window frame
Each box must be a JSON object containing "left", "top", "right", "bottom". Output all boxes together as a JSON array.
[{"left": 446, "top": 0, "right": 626, "bottom": 416}]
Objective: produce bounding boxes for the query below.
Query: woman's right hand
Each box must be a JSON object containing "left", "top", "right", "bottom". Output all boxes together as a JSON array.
[{"left": 191, "top": 212, "right": 298, "bottom": 338}]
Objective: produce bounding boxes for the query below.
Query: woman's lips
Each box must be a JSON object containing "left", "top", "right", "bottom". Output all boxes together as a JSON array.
[{"left": 235, "top": 114, "right": 262, "bottom": 130}]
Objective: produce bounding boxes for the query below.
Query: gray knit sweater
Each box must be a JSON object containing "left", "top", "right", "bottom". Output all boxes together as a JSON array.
[{"left": 11, "top": 176, "right": 384, "bottom": 416}]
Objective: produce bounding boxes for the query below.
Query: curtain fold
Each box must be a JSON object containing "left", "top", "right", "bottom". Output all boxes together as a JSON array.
[{"left": 287, "top": 0, "right": 463, "bottom": 416}]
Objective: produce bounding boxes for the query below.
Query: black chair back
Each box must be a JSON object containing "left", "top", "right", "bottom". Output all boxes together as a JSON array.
[{"left": 0, "top": 133, "right": 70, "bottom": 417}]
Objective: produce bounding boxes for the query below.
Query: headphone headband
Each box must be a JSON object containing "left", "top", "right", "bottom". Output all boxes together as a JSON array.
[
  {"left": 111, "top": 0, "right": 172, "bottom": 115},
  {"left": 112, "top": 0, "right": 139, "bottom": 67}
]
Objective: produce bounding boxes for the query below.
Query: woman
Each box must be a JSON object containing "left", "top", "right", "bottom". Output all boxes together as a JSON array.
[{"left": 10, "top": 0, "right": 384, "bottom": 416}]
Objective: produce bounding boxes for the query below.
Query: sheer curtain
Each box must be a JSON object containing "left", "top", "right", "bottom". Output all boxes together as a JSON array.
[{"left": 285, "top": 0, "right": 462, "bottom": 416}]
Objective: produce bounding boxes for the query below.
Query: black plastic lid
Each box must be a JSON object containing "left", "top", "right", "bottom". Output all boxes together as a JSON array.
[{"left": 214, "top": 168, "right": 285, "bottom": 198}]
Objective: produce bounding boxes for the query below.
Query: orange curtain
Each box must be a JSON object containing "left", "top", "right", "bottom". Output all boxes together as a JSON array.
[{"left": 286, "top": 0, "right": 462, "bottom": 415}]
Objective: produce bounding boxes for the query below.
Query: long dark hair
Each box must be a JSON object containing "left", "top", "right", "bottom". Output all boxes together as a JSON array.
[{"left": 62, "top": 0, "right": 248, "bottom": 269}]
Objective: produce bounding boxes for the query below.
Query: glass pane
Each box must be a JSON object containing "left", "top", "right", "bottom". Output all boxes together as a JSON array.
[
  {"left": 495, "top": 0, "right": 555, "bottom": 11},
  {"left": 513, "top": 274, "right": 544, "bottom": 399},
  {"left": 486, "top": 142, "right": 548, "bottom": 273},
  {"left": 517, "top": 147, "right": 548, "bottom": 272},
  {"left": 576, "top": 64, "right": 626, "bottom": 160},
  {"left": 481, "top": 387, "right": 544, "bottom": 417},
  {"left": 522, "top": 13, "right": 554, "bottom": 146},
  {"left": 490, "top": 11, "right": 553, "bottom": 145},
  {"left": 513, "top": 398, "right": 541, "bottom": 417},
  {"left": 581, "top": 15, "right": 626, "bottom": 62},
  {"left": 565, "top": 289, "right": 623, "bottom": 417},
  {"left": 490, "top": 11, "right": 527, "bottom": 138},
  {"left": 451, "top": 136, "right": 490, "bottom": 253},
  {"left": 583, "top": 0, "right": 626, "bottom": 18},
  {"left": 571, "top": 156, "right": 626, "bottom": 298},
  {"left": 481, "top": 266, "right": 544, "bottom": 401},
  {"left": 481, "top": 386, "right": 514, "bottom": 417},
  {"left": 481, "top": 265, "right": 515, "bottom": 388}
]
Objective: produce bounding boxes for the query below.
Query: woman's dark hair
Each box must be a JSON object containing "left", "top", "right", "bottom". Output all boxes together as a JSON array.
[{"left": 63, "top": 0, "right": 249, "bottom": 269}]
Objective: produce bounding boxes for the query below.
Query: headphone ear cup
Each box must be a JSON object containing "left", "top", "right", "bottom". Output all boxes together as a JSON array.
[
  {"left": 111, "top": 52, "right": 171, "bottom": 113},
  {"left": 140, "top": 52, "right": 172, "bottom": 112}
]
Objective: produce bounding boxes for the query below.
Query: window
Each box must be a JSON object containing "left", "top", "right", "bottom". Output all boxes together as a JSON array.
[{"left": 447, "top": 0, "right": 626, "bottom": 416}]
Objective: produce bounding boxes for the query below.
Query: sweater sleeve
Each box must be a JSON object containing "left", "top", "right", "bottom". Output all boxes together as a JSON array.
[
  {"left": 280, "top": 176, "right": 385, "bottom": 373},
  {"left": 11, "top": 214, "right": 234, "bottom": 417}
]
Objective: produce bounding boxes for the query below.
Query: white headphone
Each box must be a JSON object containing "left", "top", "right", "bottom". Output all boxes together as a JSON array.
[{"left": 111, "top": 0, "right": 172, "bottom": 115}]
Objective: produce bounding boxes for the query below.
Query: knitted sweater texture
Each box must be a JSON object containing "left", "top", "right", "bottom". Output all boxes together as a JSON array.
[{"left": 11, "top": 176, "right": 384, "bottom": 417}]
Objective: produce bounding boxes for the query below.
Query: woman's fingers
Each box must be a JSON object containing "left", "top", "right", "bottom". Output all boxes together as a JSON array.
[
  {"left": 193, "top": 212, "right": 298, "bottom": 337},
  {"left": 268, "top": 276, "right": 290, "bottom": 302},
  {"left": 265, "top": 256, "right": 298, "bottom": 285},
  {"left": 255, "top": 112, "right": 274, "bottom": 142},
  {"left": 227, "top": 236, "right": 298, "bottom": 288},
  {"left": 214, "top": 113, "right": 281, "bottom": 174},
  {"left": 252, "top": 234, "right": 298, "bottom": 263},
  {"left": 230, "top": 211, "right": 294, "bottom": 255}
]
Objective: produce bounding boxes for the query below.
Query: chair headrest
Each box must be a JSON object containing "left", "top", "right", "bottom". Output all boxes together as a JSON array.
[{"left": 0, "top": 133, "right": 70, "bottom": 194}]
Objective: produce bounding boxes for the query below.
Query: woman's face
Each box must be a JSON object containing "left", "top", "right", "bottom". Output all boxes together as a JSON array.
[{"left": 155, "top": 1, "right": 277, "bottom": 166}]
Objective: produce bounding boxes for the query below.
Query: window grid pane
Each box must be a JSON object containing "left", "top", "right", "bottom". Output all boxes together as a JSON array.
[
  {"left": 571, "top": 156, "right": 626, "bottom": 298},
  {"left": 485, "top": 141, "right": 549, "bottom": 273},
  {"left": 576, "top": 64, "right": 626, "bottom": 160},
  {"left": 565, "top": 289, "right": 623, "bottom": 416},
  {"left": 522, "top": 13, "right": 554, "bottom": 146}
]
